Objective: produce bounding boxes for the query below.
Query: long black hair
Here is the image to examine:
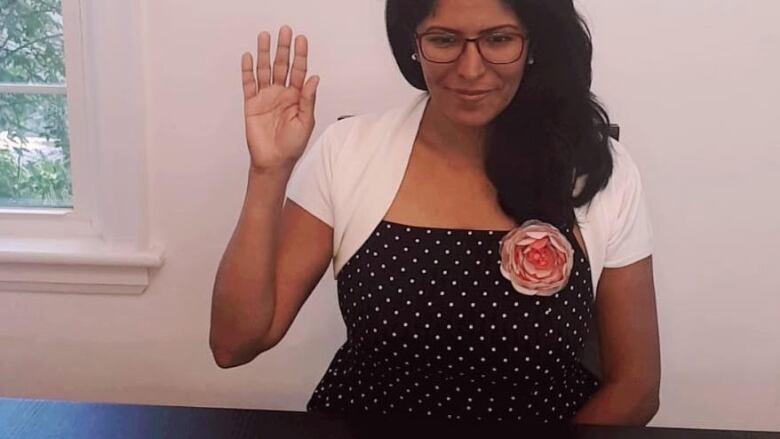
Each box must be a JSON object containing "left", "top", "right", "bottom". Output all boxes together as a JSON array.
[{"left": 386, "top": 0, "right": 614, "bottom": 230}]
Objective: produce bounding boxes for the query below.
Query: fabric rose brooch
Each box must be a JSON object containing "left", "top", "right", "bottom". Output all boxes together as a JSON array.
[{"left": 499, "top": 220, "right": 574, "bottom": 297}]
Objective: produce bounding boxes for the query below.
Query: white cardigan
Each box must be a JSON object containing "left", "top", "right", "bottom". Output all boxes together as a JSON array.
[{"left": 285, "top": 92, "right": 653, "bottom": 295}]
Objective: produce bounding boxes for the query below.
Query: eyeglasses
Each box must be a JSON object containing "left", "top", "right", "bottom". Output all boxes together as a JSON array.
[{"left": 415, "top": 31, "right": 528, "bottom": 64}]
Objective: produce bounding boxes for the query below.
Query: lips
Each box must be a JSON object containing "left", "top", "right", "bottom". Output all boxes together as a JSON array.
[
  {"left": 451, "top": 88, "right": 492, "bottom": 96},
  {"left": 450, "top": 88, "right": 492, "bottom": 102}
]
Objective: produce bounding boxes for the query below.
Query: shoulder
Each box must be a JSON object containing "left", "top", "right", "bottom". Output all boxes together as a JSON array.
[
  {"left": 315, "top": 92, "right": 428, "bottom": 163},
  {"left": 601, "top": 138, "right": 646, "bottom": 212},
  {"left": 573, "top": 137, "right": 641, "bottom": 201},
  {"left": 596, "top": 138, "right": 652, "bottom": 242},
  {"left": 575, "top": 138, "right": 648, "bottom": 229},
  {"left": 607, "top": 138, "right": 643, "bottom": 186}
]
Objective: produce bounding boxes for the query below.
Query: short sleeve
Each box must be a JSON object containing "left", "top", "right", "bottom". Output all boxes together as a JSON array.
[
  {"left": 285, "top": 126, "right": 337, "bottom": 228},
  {"left": 603, "top": 142, "right": 654, "bottom": 268}
]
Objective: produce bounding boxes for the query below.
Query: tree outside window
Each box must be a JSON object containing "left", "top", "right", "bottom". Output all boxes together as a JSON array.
[{"left": 1, "top": 0, "right": 71, "bottom": 208}]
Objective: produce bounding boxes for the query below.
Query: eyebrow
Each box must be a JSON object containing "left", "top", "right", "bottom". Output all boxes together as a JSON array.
[{"left": 422, "top": 24, "right": 521, "bottom": 34}]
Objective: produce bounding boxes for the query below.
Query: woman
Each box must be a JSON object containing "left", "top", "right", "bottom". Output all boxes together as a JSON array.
[{"left": 209, "top": 0, "right": 661, "bottom": 427}]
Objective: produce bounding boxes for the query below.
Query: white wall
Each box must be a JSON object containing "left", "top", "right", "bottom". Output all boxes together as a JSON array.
[
  {"left": 0, "top": 0, "right": 778, "bottom": 432},
  {"left": 579, "top": 0, "right": 780, "bottom": 429}
]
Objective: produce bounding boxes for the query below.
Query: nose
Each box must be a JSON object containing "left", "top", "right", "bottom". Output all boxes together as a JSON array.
[{"left": 455, "top": 40, "right": 487, "bottom": 80}]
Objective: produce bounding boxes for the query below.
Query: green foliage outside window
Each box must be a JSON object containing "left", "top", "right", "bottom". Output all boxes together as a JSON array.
[{"left": 1, "top": 0, "right": 72, "bottom": 208}]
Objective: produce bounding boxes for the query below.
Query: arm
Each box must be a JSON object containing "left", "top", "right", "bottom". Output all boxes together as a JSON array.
[
  {"left": 573, "top": 255, "right": 661, "bottom": 426},
  {"left": 210, "top": 168, "right": 291, "bottom": 367},
  {"left": 210, "top": 26, "right": 330, "bottom": 368}
]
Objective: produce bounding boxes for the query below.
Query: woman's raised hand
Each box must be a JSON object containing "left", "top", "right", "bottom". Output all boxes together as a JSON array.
[{"left": 241, "top": 25, "right": 320, "bottom": 172}]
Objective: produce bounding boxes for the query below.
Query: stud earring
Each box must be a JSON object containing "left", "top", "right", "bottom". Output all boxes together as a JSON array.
[
  {"left": 411, "top": 53, "right": 419, "bottom": 62},
  {"left": 528, "top": 57, "right": 535, "bottom": 65}
]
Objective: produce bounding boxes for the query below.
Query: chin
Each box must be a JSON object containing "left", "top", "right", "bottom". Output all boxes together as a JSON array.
[
  {"left": 444, "top": 108, "right": 499, "bottom": 127},
  {"left": 451, "top": 114, "right": 493, "bottom": 127}
]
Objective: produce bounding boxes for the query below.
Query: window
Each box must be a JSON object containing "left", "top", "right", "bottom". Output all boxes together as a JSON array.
[
  {"left": 1, "top": 0, "right": 71, "bottom": 209},
  {"left": 0, "top": 0, "right": 163, "bottom": 295}
]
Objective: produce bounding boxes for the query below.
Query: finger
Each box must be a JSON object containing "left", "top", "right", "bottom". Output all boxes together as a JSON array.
[
  {"left": 288, "top": 35, "right": 308, "bottom": 91},
  {"left": 299, "top": 75, "right": 320, "bottom": 123},
  {"left": 257, "top": 32, "right": 272, "bottom": 89},
  {"left": 241, "top": 52, "right": 257, "bottom": 100},
  {"left": 272, "top": 25, "right": 293, "bottom": 86}
]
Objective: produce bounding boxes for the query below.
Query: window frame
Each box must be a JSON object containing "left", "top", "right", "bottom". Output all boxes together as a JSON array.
[{"left": 0, "top": 0, "right": 163, "bottom": 295}]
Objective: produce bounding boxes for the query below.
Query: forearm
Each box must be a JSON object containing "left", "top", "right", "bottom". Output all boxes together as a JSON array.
[
  {"left": 210, "top": 165, "right": 294, "bottom": 367},
  {"left": 572, "top": 380, "right": 660, "bottom": 426}
]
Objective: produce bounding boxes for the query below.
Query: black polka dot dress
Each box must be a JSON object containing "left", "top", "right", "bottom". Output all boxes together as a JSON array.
[{"left": 306, "top": 219, "right": 600, "bottom": 425}]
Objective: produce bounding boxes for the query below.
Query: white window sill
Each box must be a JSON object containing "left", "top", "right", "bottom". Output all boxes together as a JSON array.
[{"left": 0, "top": 237, "right": 164, "bottom": 295}]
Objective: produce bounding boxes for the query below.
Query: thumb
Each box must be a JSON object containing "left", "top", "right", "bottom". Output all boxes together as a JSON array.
[{"left": 299, "top": 75, "right": 319, "bottom": 123}]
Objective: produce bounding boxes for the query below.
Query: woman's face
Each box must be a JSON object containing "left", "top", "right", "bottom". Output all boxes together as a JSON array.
[{"left": 414, "top": 0, "right": 529, "bottom": 127}]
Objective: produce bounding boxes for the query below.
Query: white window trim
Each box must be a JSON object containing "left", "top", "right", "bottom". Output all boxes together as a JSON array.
[{"left": 0, "top": 0, "right": 163, "bottom": 295}]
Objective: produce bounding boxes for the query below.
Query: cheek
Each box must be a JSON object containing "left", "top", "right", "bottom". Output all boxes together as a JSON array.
[
  {"left": 503, "top": 68, "right": 527, "bottom": 94},
  {"left": 492, "top": 69, "right": 525, "bottom": 109},
  {"left": 419, "top": 65, "right": 447, "bottom": 89}
]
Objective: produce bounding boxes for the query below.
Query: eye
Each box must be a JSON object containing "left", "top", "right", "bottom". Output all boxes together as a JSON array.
[
  {"left": 424, "top": 34, "right": 459, "bottom": 46},
  {"left": 485, "top": 33, "right": 517, "bottom": 44}
]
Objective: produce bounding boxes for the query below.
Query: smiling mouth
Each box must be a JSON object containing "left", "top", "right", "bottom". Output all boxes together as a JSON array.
[
  {"left": 451, "top": 89, "right": 492, "bottom": 101},
  {"left": 451, "top": 88, "right": 492, "bottom": 96}
]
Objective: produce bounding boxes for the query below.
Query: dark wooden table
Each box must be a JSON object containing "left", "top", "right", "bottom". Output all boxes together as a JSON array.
[{"left": 1, "top": 397, "right": 778, "bottom": 438}]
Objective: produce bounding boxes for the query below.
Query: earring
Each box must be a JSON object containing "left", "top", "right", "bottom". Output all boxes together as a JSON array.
[
  {"left": 411, "top": 53, "right": 419, "bottom": 62},
  {"left": 528, "top": 57, "right": 535, "bottom": 65}
]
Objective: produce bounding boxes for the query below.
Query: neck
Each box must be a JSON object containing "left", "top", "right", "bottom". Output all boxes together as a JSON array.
[{"left": 418, "top": 97, "right": 488, "bottom": 165}]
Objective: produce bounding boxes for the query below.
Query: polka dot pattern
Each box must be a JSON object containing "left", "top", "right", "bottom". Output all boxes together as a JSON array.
[{"left": 306, "top": 219, "right": 600, "bottom": 424}]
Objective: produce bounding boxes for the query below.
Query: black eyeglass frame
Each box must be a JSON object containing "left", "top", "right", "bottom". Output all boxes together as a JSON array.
[{"left": 413, "top": 31, "right": 530, "bottom": 65}]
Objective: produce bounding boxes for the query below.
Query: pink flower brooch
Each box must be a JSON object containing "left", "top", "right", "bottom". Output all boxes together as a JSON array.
[{"left": 498, "top": 220, "right": 574, "bottom": 297}]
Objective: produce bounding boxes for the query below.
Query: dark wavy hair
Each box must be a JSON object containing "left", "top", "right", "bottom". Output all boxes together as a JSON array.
[{"left": 386, "top": 0, "right": 614, "bottom": 230}]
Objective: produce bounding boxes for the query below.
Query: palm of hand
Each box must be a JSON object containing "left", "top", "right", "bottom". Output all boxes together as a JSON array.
[{"left": 241, "top": 26, "right": 319, "bottom": 172}]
